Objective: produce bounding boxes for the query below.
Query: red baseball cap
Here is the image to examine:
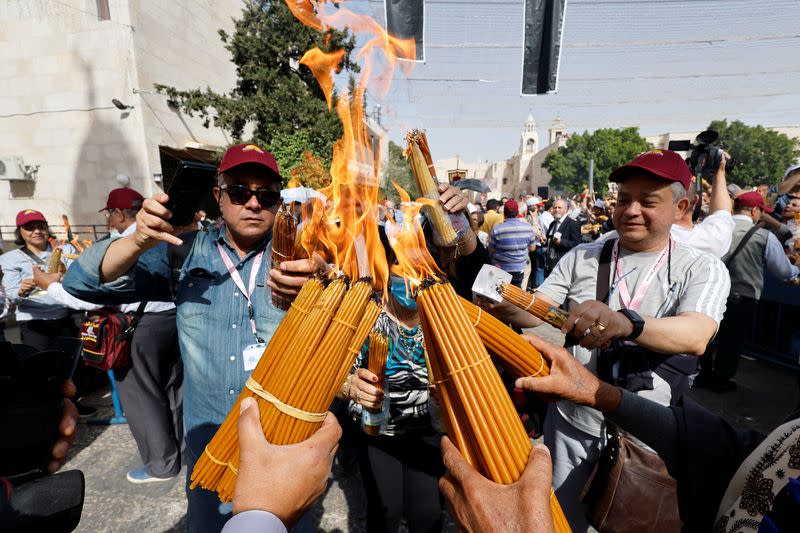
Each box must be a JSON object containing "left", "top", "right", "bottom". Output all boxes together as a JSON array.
[
  {"left": 99, "top": 187, "right": 145, "bottom": 212},
  {"left": 608, "top": 149, "right": 692, "bottom": 190},
  {"left": 503, "top": 199, "right": 519, "bottom": 216},
  {"left": 735, "top": 191, "right": 774, "bottom": 213},
  {"left": 16, "top": 209, "right": 47, "bottom": 227},
  {"left": 218, "top": 143, "right": 281, "bottom": 179}
]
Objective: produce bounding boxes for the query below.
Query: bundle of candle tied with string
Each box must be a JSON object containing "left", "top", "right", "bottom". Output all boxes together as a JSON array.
[
  {"left": 391, "top": 186, "right": 570, "bottom": 532},
  {"left": 471, "top": 264, "right": 570, "bottom": 330}
]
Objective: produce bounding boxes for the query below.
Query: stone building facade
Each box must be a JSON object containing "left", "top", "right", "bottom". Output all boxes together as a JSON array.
[
  {"left": 0, "top": 0, "right": 242, "bottom": 234},
  {"left": 434, "top": 115, "right": 569, "bottom": 200}
]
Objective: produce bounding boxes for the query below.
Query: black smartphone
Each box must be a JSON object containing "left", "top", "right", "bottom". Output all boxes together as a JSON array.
[{"left": 165, "top": 160, "right": 217, "bottom": 227}]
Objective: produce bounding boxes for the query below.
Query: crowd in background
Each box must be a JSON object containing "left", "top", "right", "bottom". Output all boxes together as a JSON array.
[{"left": 2, "top": 146, "right": 800, "bottom": 533}]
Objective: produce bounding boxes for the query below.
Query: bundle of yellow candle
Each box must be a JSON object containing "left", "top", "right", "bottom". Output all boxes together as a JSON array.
[
  {"left": 270, "top": 205, "right": 298, "bottom": 310},
  {"left": 191, "top": 275, "right": 382, "bottom": 502},
  {"left": 500, "top": 283, "right": 570, "bottom": 329},
  {"left": 417, "top": 278, "right": 570, "bottom": 532},
  {"left": 405, "top": 130, "right": 458, "bottom": 247},
  {"left": 459, "top": 297, "right": 551, "bottom": 379},
  {"left": 363, "top": 332, "right": 389, "bottom": 436}
]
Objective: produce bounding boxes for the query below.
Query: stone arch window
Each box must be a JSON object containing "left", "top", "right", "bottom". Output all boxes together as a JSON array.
[
  {"left": 525, "top": 138, "right": 535, "bottom": 153},
  {"left": 524, "top": 175, "right": 530, "bottom": 182}
]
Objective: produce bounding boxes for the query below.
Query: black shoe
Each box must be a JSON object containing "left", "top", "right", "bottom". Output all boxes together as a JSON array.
[{"left": 76, "top": 402, "right": 97, "bottom": 418}]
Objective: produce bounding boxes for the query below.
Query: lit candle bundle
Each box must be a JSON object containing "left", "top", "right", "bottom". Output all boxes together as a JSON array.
[
  {"left": 417, "top": 279, "right": 570, "bottom": 532},
  {"left": 271, "top": 205, "right": 298, "bottom": 310},
  {"left": 190, "top": 276, "right": 381, "bottom": 502},
  {"left": 363, "top": 332, "right": 389, "bottom": 436},
  {"left": 459, "top": 297, "right": 551, "bottom": 379},
  {"left": 405, "top": 130, "right": 458, "bottom": 247},
  {"left": 500, "top": 283, "right": 570, "bottom": 329}
]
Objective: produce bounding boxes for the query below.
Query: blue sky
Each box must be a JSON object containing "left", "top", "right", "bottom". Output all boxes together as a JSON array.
[{"left": 338, "top": 0, "right": 800, "bottom": 162}]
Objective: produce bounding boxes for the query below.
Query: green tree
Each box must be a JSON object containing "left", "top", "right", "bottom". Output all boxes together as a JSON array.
[
  {"left": 155, "top": 0, "right": 359, "bottom": 178},
  {"left": 542, "top": 127, "right": 651, "bottom": 194},
  {"left": 708, "top": 119, "right": 800, "bottom": 187},
  {"left": 382, "top": 141, "right": 418, "bottom": 202}
]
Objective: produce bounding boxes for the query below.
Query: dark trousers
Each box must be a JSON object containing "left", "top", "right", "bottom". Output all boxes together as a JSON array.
[
  {"left": 19, "top": 316, "right": 76, "bottom": 352},
  {"left": 359, "top": 429, "right": 445, "bottom": 533},
  {"left": 509, "top": 270, "right": 525, "bottom": 288},
  {"left": 185, "top": 425, "right": 230, "bottom": 533},
  {"left": 114, "top": 310, "right": 183, "bottom": 478},
  {"left": 699, "top": 296, "right": 757, "bottom": 382}
]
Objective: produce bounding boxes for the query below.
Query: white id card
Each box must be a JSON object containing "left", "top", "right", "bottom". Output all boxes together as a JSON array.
[{"left": 242, "top": 343, "right": 267, "bottom": 372}]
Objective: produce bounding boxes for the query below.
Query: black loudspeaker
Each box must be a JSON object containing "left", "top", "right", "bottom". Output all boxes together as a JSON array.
[
  {"left": 537, "top": 186, "right": 550, "bottom": 199},
  {"left": 0, "top": 470, "right": 85, "bottom": 532}
]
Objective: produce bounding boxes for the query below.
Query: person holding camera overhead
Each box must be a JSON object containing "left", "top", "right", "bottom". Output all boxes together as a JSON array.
[
  {"left": 480, "top": 149, "right": 730, "bottom": 531},
  {"left": 62, "top": 144, "right": 325, "bottom": 533}
]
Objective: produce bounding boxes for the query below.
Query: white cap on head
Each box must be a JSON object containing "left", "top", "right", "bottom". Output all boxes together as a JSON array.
[
  {"left": 785, "top": 163, "right": 800, "bottom": 178},
  {"left": 526, "top": 196, "right": 542, "bottom": 206},
  {"left": 467, "top": 203, "right": 479, "bottom": 215}
]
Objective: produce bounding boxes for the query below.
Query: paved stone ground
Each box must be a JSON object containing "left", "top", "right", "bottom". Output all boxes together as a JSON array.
[{"left": 8, "top": 319, "right": 797, "bottom": 532}]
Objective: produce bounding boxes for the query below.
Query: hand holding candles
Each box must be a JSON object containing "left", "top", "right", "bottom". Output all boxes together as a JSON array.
[{"left": 348, "top": 368, "right": 384, "bottom": 411}]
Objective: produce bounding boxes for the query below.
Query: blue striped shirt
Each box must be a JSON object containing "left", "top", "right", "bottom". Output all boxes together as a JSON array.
[{"left": 489, "top": 218, "right": 536, "bottom": 272}]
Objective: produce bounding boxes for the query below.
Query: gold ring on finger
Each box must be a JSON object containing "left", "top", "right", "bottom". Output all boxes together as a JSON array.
[{"left": 595, "top": 321, "right": 607, "bottom": 333}]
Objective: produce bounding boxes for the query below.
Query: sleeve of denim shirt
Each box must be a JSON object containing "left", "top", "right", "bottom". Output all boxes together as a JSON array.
[
  {"left": 763, "top": 231, "right": 800, "bottom": 283},
  {"left": 61, "top": 238, "right": 174, "bottom": 305},
  {"left": 221, "top": 511, "right": 287, "bottom": 533}
]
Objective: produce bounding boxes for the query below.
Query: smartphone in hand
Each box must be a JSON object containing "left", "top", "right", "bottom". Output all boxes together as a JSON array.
[{"left": 165, "top": 160, "right": 217, "bottom": 227}]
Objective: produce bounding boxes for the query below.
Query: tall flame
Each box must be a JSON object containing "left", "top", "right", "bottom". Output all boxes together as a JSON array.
[
  {"left": 286, "top": 0, "right": 418, "bottom": 293},
  {"left": 389, "top": 180, "right": 444, "bottom": 289}
]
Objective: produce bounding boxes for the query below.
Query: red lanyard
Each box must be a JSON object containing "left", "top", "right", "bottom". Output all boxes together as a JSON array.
[
  {"left": 216, "top": 243, "right": 264, "bottom": 343},
  {"left": 611, "top": 239, "right": 672, "bottom": 312}
]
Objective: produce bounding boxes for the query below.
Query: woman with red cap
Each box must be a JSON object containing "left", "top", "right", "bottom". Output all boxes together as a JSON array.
[{"left": 0, "top": 210, "right": 78, "bottom": 351}]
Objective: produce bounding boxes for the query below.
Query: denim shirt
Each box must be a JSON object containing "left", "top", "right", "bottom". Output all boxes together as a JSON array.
[{"left": 61, "top": 226, "right": 285, "bottom": 448}]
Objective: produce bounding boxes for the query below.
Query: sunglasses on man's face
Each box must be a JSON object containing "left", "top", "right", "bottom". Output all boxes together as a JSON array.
[{"left": 220, "top": 184, "right": 281, "bottom": 208}]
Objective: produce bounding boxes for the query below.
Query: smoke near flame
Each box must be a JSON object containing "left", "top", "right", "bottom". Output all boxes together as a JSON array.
[{"left": 285, "top": 0, "right": 418, "bottom": 292}]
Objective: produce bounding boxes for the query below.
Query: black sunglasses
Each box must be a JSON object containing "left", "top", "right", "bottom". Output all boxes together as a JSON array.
[{"left": 221, "top": 184, "right": 281, "bottom": 208}]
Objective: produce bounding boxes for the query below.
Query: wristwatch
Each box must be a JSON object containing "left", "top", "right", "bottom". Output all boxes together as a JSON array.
[{"left": 618, "top": 309, "right": 645, "bottom": 341}]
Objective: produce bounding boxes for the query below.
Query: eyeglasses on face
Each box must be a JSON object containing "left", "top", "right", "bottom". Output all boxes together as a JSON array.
[
  {"left": 220, "top": 184, "right": 281, "bottom": 208},
  {"left": 21, "top": 222, "right": 48, "bottom": 232}
]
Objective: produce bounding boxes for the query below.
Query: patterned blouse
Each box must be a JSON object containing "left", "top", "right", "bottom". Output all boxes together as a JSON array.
[{"left": 350, "top": 311, "right": 435, "bottom": 436}]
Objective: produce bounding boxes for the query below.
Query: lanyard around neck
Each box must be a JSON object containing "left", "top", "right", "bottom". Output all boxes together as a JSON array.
[
  {"left": 216, "top": 243, "right": 264, "bottom": 343},
  {"left": 611, "top": 238, "right": 672, "bottom": 312}
]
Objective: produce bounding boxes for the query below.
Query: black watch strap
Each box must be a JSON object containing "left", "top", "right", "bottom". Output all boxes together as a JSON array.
[{"left": 618, "top": 308, "right": 645, "bottom": 341}]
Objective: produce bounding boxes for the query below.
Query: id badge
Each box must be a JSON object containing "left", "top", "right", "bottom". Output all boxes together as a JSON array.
[{"left": 242, "top": 343, "right": 267, "bottom": 372}]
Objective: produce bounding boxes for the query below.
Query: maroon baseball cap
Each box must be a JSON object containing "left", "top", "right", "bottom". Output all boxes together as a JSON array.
[
  {"left": 504, "top": 199, "right": 519, "bottom": 216},
  {"left": 608, "top": 149, "right": 692, "bottom": 190},
  {"left": 735, "top": 191, "right": 774, "bottom": 213},
  {"left": 218, "top": 143, "right": 281, "bottom": 178},
  {"left": 99, "top": 187, "right": 145, "bottom": 212},
  {"left": 16, "top": 209, "right": 47, "bottom": 227}
]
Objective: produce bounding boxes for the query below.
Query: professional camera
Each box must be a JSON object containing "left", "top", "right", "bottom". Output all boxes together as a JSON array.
[
  {"left": 668, "top": 129, "right": 736, "bottom": 180},
  {"left": 0, "top": 341, "right": 85, "bottom": 532}
]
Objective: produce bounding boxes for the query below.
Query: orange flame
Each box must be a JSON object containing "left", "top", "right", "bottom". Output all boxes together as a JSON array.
[
  {"left": 389, "top": 180, "right": 444, "bottom": 289},
  {"left": 284, "top": 0, "right": 420, "bottom": 293},
  {"left": 300, "top": 48, "right": 345, "bottom": 110}
]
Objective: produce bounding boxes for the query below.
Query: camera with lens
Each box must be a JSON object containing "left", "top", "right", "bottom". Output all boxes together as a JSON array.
[
  {"left": 668, "top": 129, "right": 736, "bottom": 180},
  {"left": 0, "top": 341, "right": 85, "bottom": 532}
]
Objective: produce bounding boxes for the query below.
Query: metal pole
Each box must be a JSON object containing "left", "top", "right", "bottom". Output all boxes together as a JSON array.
[{"left": 588, "top": 159, "right": 595, "bottom": 196}]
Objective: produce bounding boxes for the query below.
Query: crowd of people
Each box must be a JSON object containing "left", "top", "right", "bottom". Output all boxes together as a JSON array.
[{"left": 1, "top": 144, "right": 799, "bottom": 533}]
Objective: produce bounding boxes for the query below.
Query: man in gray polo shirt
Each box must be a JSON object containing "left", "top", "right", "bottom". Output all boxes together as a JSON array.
[{"left": 489, "top": 149, "right": 730, "bottom": 530}]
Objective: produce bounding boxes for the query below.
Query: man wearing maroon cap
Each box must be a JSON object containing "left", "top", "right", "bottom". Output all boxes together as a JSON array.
[
  {"left": 696, "top": 190, "right": 800, "bottom": 391},
  {"left": 480, "top": 149, "right": 731, "bottom": 530},
  {"left": 62, "top": 143, "right": 326, "bottom": 532}
]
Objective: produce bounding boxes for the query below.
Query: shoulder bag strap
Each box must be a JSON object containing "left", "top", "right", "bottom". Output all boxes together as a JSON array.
[
  {"left": 596, "top": 239, "right": 616, "bottom": 303},
  {"left": 20, "top": 247, "right": 47, "bottom": 266},
  {"left": 724, "top": 225, "right": 759, "bottom": 268}
]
